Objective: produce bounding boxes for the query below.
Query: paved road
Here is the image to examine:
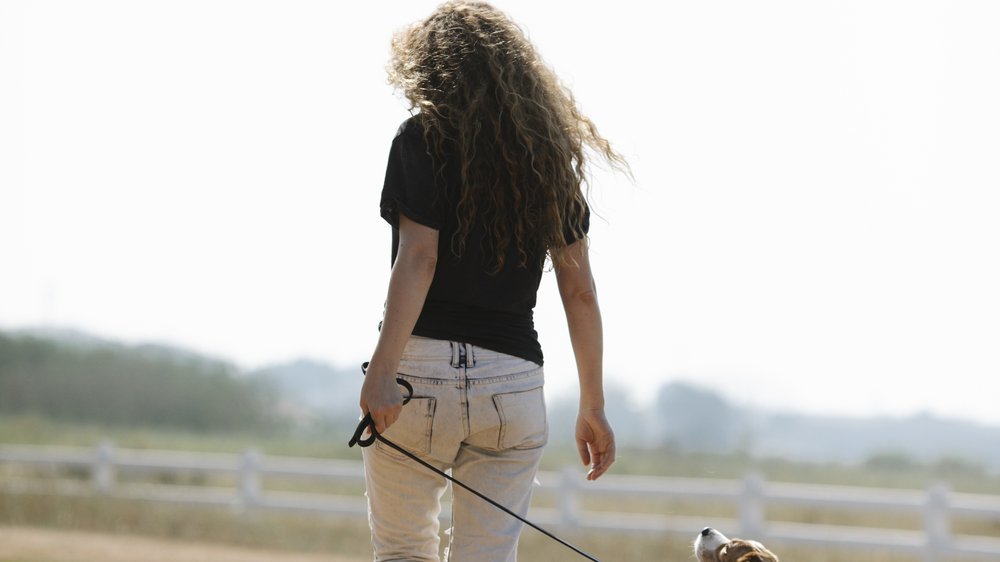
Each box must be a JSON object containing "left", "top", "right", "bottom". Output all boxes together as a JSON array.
[{"left": 0, "top": 526, "right": 363, "bottom": 562}]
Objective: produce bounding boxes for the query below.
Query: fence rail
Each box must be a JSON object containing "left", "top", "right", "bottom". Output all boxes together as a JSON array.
[{"left": 2, "top": 441, "right": 1000, "bottom": 561}]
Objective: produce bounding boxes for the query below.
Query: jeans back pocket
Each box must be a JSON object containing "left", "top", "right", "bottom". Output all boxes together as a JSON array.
[
  {"left": 492, "top": 386, "right": 547, "bottom": 450},
  {"left": 375, "top": 396, "right": 437, "bottom": 461}
]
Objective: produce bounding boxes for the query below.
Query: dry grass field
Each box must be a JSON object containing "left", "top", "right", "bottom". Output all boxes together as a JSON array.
[
  {"left": 0, "top": 492, "right": 935, "bottom": 562},
  {"left": 0, "top": 522, "right": 927, "bottom": 562},
  {"left": 0, "top": 526, "right": 361, "bottom": 562}
]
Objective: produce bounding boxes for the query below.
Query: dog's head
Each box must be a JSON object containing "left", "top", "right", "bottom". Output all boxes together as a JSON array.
[{"left": 694, "top": 527, "right": 779, "bottom": 562}]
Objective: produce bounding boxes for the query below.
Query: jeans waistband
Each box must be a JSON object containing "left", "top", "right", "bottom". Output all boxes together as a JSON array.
[{"left": 402, "top": 336, "right": 511, "bottom": 365}]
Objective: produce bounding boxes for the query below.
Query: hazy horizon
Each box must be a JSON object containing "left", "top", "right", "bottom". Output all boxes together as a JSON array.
[{"left": 7, "top": 322, "right": 1000, "bottom": 435}]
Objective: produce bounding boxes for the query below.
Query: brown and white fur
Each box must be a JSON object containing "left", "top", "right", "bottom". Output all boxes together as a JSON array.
[{"left": 695, "top": 527, "right": 779, "bottom": 562}]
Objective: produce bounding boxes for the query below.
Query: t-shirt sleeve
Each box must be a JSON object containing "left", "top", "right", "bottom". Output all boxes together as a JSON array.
[{"left": 379, "top": 120, "right": 446, "bottom": 230}]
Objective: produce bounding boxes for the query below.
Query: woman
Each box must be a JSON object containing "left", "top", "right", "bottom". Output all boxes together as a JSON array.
[{"left": 360, "top": 2, "right": 626, "bottom": 560}]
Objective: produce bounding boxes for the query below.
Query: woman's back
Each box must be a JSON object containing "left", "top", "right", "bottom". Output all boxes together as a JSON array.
[{"left": 380, "top": 116, "right": 592, "bottom": 365}]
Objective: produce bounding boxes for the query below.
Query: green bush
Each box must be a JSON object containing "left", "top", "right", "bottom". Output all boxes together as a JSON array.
[{"left": 0, "top": 332, "right": 285, "bottom": 433}]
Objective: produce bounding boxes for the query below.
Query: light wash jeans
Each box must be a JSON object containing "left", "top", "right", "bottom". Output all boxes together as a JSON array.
[{"left": 363, "top": 336, "right": 548, "bottom": 562}]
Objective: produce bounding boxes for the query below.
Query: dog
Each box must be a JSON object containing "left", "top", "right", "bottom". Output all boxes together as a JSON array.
[{"left": 694, "top": 527, "right": 779, "bottom": 562}]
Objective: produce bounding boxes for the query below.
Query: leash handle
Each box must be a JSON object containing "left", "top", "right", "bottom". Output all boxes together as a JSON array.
[
  {"left": 349, "top": 363, "right": 413, "bottom": 448},
  {"left": 350, "top": 362, "right": 600, "bottom": 562}
]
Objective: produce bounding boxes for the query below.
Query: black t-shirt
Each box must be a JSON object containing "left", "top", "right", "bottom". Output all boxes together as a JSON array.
[{"left": 379, "top": 116, "right": 588, "bottom": 366}]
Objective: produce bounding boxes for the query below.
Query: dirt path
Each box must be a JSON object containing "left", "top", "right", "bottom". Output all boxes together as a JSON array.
[{"left": 0, "top": 526, "right": 364, "bottom": 562}]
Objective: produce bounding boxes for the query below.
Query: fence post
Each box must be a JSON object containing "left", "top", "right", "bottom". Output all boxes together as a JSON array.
[
  {"left": 93, "top": 439, "right": 116, "bottom": 494},
  {"left": 923, "top": 483, "right": 950, "bottom": 562},
  {"left": 559, "top": 466, "right": 580, "bottom": 530},
  {"left": 740, "top": 472, "right": 765, "bottom": 539},
  {"left": 239, "top": 448, "right": 262, "bottom": 510}
]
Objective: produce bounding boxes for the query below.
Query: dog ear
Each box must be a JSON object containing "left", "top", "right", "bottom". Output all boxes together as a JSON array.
[{"left": 735, "top": 553, "right": 779, "bottom": 562}]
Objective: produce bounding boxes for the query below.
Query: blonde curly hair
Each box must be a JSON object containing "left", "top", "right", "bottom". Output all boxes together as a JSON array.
[{"left": 388, "top": 1, "right": 628, "bottom": 271}]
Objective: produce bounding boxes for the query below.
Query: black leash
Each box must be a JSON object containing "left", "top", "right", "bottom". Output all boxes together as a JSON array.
[{"left": 350, "top": 363, "right": 599, "bottom": 562}]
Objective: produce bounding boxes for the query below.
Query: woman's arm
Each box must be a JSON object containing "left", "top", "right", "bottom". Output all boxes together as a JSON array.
[
  {"left": 360, "top": 213, "right": 439, "bottom": 434},
  {"left": 555, "top": 240, "right": 616, "bottom": 480}
]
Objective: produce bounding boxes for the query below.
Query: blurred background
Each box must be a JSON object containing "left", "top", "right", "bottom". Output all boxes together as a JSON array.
[{"left": 1, "top": 1, "right": 999, "bottom": 561}]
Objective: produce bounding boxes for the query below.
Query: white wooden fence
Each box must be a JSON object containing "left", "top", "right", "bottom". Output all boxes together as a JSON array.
[{"left": 2, "top": 441, "right": 1000, "bottom": 562}]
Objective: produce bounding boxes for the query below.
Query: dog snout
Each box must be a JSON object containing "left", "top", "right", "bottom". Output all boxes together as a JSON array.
[{"left": 701, "top": 527, "right": 713, "bottom": 536}]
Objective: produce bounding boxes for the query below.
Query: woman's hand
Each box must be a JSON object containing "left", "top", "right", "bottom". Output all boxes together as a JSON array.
[
  {"left": 575, "top": 408, "right": 616, "bottom": 481},
  {"left": 360, "top": 370, "right": 405, "bottom": 435}
]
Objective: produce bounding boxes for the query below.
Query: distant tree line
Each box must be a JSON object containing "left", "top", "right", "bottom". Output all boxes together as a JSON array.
[
  {"left": 4, "top": 330, "right": 997, "bottom": 470},
  {"left": 0, "top": 332, "right": 285, "bottom": 432}
]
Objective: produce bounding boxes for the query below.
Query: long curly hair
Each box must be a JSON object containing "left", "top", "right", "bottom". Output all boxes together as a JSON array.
[{"left": 388, "top": 1, "right": 629, "bottom": 272}]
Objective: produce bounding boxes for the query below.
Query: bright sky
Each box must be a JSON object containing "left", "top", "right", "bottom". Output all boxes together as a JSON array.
[{"left": 2, "top": 1, "right": 999, "bottom": 425}]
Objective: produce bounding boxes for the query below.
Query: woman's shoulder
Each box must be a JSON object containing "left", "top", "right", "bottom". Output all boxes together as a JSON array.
[{"left": 394, "top": 114, "right": 426, "bottom": 139}]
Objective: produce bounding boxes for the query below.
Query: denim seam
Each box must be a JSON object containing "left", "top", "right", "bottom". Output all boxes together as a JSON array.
[
  {"left": 465, "top": 369, "right": 543, "bottom": 386},
  {"left": 396, "top": 373, "right": 456, "bottom": 386}
]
